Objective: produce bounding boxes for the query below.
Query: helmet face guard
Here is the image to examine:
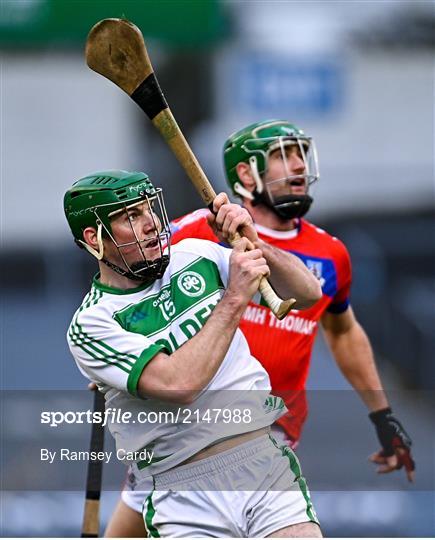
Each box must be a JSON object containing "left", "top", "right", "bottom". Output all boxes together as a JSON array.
[
  {"left": 223, "top": 120, "right": 320, "bottom": 220},
  {"left": 245, "top": 135, "right": 319, "bottom": 219},
  {"left": 96, "top": 190, "right": 171, "bottom": 281}
]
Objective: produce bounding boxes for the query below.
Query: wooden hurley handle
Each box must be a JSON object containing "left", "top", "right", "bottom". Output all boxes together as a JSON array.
[
  {"left": 86, "top": 18, "right": 295, "bottom": 319},
  {"left": 152, "top": 109, "right": 216, "bottom": 206}
]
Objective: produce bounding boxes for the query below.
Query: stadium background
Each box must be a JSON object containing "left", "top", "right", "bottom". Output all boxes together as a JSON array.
[{"left": 1, "top": 0, "right": 434, "bottom": 536}]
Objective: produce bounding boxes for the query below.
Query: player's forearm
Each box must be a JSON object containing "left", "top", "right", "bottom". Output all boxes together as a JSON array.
[
  {"left": 255, "top": 239, "right": 322, "bottom": 309},
  {"left": 324, "top": 322, "right": 389, "bottom": 412}
]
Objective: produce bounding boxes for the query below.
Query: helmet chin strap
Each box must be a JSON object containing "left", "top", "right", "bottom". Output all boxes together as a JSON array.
[
  {"left": 252, "top": 189, "right": 313, "bottom": 219},
  {"left": 232, "top": 155, "right": 314, "bottom": 220},
  {"left": 78, "top": 221, "right": 169, "bottom": 282},
  {"left": 249, "top": 156, "right": 264, "bottom": 194},
  {"left": 233, "top": 156, "right": 264, "bottom": 201},
  {"left": 271, "top": 194, "right": 313, "bottom": 220},
  {"left": 100, "top": 255, "right": 169, "bottom": 282},
  {"left": 78, "top": 222, "right": 105, "bottom": 260}
]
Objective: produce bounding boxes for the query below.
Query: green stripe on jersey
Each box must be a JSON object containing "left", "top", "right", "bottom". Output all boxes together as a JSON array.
[
  {"left": 81, "top": 286, "right": 103, "bottom": 311},
  {"left": 69, "top": 285, "right": 166, "bottom": 380},
  {"left": 69, "top": 312, "right": 136, "bottom": 369},
  {"left": 68, "top": 324, "right": 131, "bottom": 374},
  {"left": 69, "top": 289, "right": 140, "bottom": 374},
  {"left": 114, "top": 257, "right": 224, "bottom": 337}
]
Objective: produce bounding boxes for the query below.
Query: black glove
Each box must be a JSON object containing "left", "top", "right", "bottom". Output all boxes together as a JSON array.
[{"left": 369, "top": 407, "right": 415, "bottom": 481}]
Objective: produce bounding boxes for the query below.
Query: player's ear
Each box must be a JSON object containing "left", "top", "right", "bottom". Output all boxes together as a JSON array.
[
  {"left": 236, "top": 162, "right": 256, "bottom": 194},
  {"left": 83, "top": 227, "right": 99, "bottom": 249}
]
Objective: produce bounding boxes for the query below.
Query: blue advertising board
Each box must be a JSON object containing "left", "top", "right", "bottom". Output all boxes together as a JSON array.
[{"left": 236, "top": 53, "right": 344, "bottom": 117}]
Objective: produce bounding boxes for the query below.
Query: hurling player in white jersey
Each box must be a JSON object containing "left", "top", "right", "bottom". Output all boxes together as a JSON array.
[{"left": 65, "top": 170, "right": 322, "bottom": 538}]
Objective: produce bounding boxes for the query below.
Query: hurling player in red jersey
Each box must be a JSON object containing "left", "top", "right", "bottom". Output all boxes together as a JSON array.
[{"left": 104, "top": 120, "right": 415, "bottom": 537}]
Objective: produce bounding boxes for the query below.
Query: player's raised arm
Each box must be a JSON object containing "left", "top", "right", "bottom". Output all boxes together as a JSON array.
[{"left": 207, "top": 193, "right": 322, "bottom": 310}]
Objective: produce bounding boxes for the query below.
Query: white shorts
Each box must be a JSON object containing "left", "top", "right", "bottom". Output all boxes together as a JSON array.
[
  {"left": 122, "top": 424, "right": 298, "bottom": 515},
  {"left": 140, "top": 434, "right": 318, "bottom": 538}
]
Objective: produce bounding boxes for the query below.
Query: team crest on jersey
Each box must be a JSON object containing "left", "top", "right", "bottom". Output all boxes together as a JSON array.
[
  {"left": 306, "top": 259, "right": 325, "bottom": 287},
  {"left": 177, "top": 271, "right": 206, "bottom": 297}
]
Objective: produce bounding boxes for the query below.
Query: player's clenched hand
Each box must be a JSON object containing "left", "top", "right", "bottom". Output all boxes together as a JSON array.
[
  {"left": 207, "top": 192, "right": 258, "bottom": 246},
  {"left": 368, "top": 408, "right": 415, "bottom": 482},
  {"left": 226, "top": 237, "right": 270, "bottom": 303}
]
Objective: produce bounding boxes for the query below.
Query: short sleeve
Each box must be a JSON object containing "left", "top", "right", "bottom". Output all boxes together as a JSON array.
[
  {"left": 327, "top": 239, "right": 352, "bottom": 314},
  {"left": 67, "top": 307, "right": 166, "bottom": 396}
]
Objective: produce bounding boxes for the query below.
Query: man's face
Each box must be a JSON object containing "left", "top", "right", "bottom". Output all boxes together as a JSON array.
[
  {"left": 263, "top": 143, "right": 307, "bottom": 198},
  {"left": 104, "top": 199, "right": 164, "bottom": 269}
]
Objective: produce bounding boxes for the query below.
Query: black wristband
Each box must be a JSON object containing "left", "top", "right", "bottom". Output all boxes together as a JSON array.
[{"left": 369, "top": 407, "right": 392, "bottom": 425}]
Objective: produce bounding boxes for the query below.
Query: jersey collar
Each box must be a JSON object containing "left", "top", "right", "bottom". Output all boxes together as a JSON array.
[
  {"left": 255, "top": 219, "right": 301, "bottom": 240},
  {"left": 92, "top": 273, "right": 153, "bottom": 295}
]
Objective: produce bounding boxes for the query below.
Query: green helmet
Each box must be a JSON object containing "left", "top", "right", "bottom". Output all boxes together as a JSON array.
[
  {"left": 64, "top": 170, "right": 170, "bottom": 281},
  {"left": 223, "top": 119, "right": 319, "bottom": 219},
  {"left": 64, "top": 170, "right": 156, "bottom": 242}
]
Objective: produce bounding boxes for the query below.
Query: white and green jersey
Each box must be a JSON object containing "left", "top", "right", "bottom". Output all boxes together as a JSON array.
[{"left": 68, "top": 239, "right": 285, "bottom": 477}]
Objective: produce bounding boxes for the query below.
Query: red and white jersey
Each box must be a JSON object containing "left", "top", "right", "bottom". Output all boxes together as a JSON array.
[{"left": 170, "top": 209, "right": 352, "bottom": 441}]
